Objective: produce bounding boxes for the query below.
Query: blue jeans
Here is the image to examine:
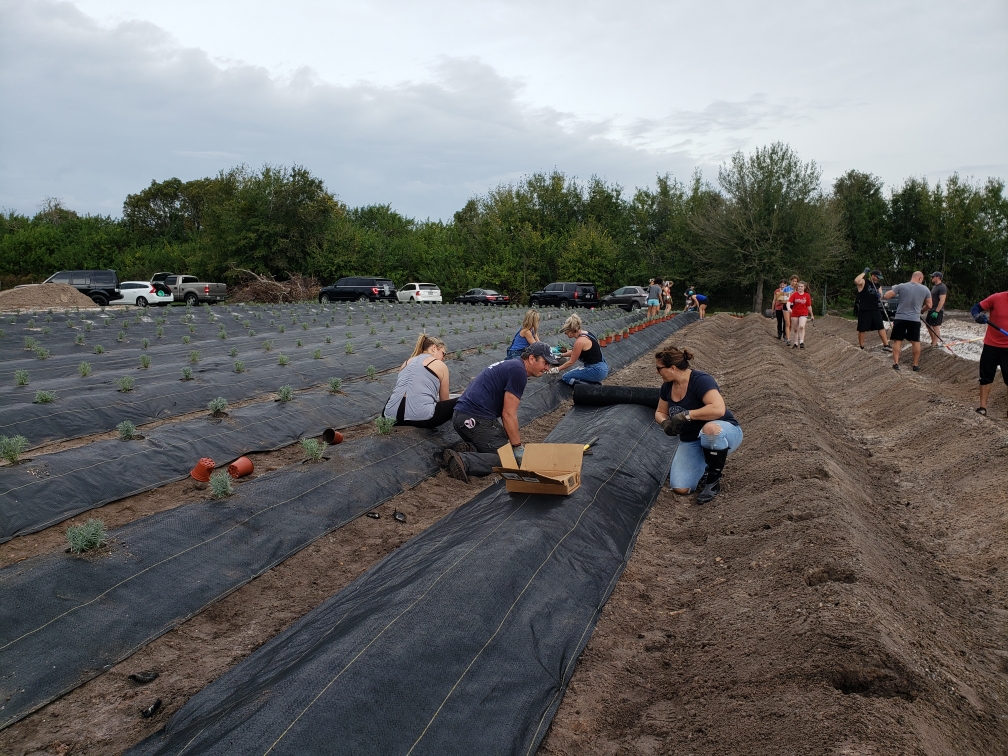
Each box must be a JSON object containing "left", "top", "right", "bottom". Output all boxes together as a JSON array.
[
  {"left": 506, "top": 348, "right": 523, "bottom": 360},
  {"left": 561, "top": 360, "right": 609, "bottom": 386},
  {"left": 668, "top": 421, "right": 743, "bottom": 491}
]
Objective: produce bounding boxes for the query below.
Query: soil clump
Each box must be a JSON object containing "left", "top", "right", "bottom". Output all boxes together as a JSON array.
[{"left": 0, "top": 284, "right": 97, "bottom": 311}]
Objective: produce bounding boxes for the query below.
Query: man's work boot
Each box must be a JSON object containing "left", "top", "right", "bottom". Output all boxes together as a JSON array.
[
  {"left": 697, "top": 447, "right": 726, "bottom": 504},
  {"left": 444, "top": 449, "right": 469, "bottom": 483}
]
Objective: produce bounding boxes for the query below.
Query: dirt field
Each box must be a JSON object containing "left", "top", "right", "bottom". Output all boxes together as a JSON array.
[{"left": 2, "top": 313, "right": 1006, "bottom": 755}]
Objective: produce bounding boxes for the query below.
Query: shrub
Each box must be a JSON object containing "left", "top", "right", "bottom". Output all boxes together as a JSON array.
[
  {"left": 35, "top": 347, "right": 50, "bottom": 360},
  {"left": 139, "top": 355, "right": 151, "bottom": 369},
  {"left": 209, "top": 469, "right": 233, "bottom": 499},
  {"left": 182, "top": 366, "right": 193, "bottom": 381},
  {"left": 345, "top": 342, "right": 354, "bottom": 354},
  {"left": 78, "top": 361, "right": 92, "bottom": 377},
  {"left": 115, "top": 375, "right": 135, "bottom": 392},
  {"left": 375, "top": 416, "right": 395, "bottom": 435},
  {"left": 189, "top": 350, "right": 201, "bottom": 363},
  {"left": 313, "top": 349, "right": 322, "bottom": 359},
  {"left": 116, "top": 420, "right": 137, "bottom": 440},
  {"left": 277, "top": 353, "right": 290, "bottom": 365},
  {"left": 208, "top": 397, "right": 228, "bottom": 416},
  {"left": 94, "top": 343, "right": 105, "bottom": 354},
  {"left": 229, "top": 347, "right": 238, "bottom": 357},
  {"left": 34, "top": 390, "right": 56, "bottom": 404},
  {"left": 263, "top": 340, "right": 273, "bottom": 352},
  {"left": 366, "top": 365, "right": 377, "bottom": 380},
  {"left": 277, "top": 384, "right": 294, "bottom": 402},
  {"left": 234, "top": 360, "right": 245, "bottom": 373},
  {"left": 14, "top": 369, "right": 28, "bottom": 386},
  {"left": 327, "top": 377, "right": 342, "bottom": 393},
  {"left": 66, "top": 518, "right": 108, "bottom": 554},
  {"left": 301, "top": 437, "right": 327, "bottom": 462},
  {"left": 141, "top": 337, "right": 149, "bottom": 349},
  {"left": 0, "top": 435, "right": 29, "bottom": 464}
]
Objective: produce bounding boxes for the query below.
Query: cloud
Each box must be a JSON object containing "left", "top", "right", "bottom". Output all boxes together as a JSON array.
[{"left": 0, "top": 0, "right": 703, "bottom": 219}]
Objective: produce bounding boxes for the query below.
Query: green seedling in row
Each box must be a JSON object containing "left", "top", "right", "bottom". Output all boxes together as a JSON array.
[
  {"left": 234, "top": 360, "right": 245, "bottom": 373},
  {"left": 26, "top": 319, "right": 35, "bottom": 328},
  {"left": 156, "top": 326, "right": 164, "bottom": 338},
  {"left": 209, "top": 469, "right": 234, "bottom": 499},
  {"left": 229, "top": 347, "right": 238, "bottom": 357},
  {"left": 327, "top": 377, "right": 342, "bottom": 394},
  {"left": 454, "top": 350, "right": 463, "bottom": 361},
  {"left": 277, "top": 353, "right": 290, "bottom": 366},
  {"left": 116, "top": 375, "right": 135, "bottom": 392},
  {"left": 189, "top": 325, "right": 196, "bottom": 334},
  {"left": 249, "top": 329, "right": 256, "bottom": 336},
  {"left": 41, "top": 326, "right": 51, "bottom": 334},
  {"left": 66, "top": 518, "right": 108, "bottom": 554},
  {"left": 67, "top": 319, "right": 75, "bottom": 328},
  {"left": 301, "top": 437, "right": 328, "bottom": 462},
  {"left": 139, "top": 355, "right": 151, "bottom": 369},
  {"left": 345, "top": 342, "right": 354, "bottom": 354},
  {"left": 189, "top": 350, "right": 201, "bottom": 363},
  {"left": 34, "top": 390, "right": 56, "bottom": 404},
  {"left": 181, "top": 366, "right": 193, "bottom": 381},
  {"left": 141, "top": 337, "right": 149, "bottom": 349},
  {"left": 375, "top": 341, "right": 382, "bottom": 348},
  {"left": 295, "top": 339, "right": 303, "bottom": 347},
  {"left": 243, "top": 320, "right": 250, "bottom": 328},
  {"left": 263, "top": 340, "right": 274, "bottom": 352},
  {"left": 370, "top": 326, "right": 376, "bottom": 335},
  {"left": 79, "top": 361, "right": 92, "bottom": 377},
  {"left": 183, "top": 336, "right": 191, "bottom": 344},
  {"left": 439, "top": 328, "right": 446, "bottom": 337},
  {"left": 389, "top": 325, "right": 394, "bottom": 332},
  {"left": 116, "top": 330, "right": 126, "bottom": 342},
  {"left": 277, "top": 384, "right": 294, "bottom": 402},
  {"left": 345, "top": 331, "right": 353, "bottom": 339},
  {"left": 85, "top": 322, "right": 92, "bottom": 331},
  {"left": 0, "top": 434, "right": 29, "bottom": 464},
  {"left": 313, "top": 349, "right": 322, "bottom": 359},
  {"left": 278, "top": 324, "right": 286, "bottom": 333},
  {"left": 399, "top": 337, "right": 406, "bottom": 344},
  {"left": 375, "top": 416, "right": 395, "bottom": 435},
  {"left": 23, "top": 336, "right": 37, "bottom": 350},
  {"left": 14, "top": 369, "right": 29, "bottom": 386},
  {"left": 208, "top": 396, "right": 228, "bottom": 416},
  {"left": 477, "top": 345, "right": 484, "bottom": 354},
  {"left": 492, "top": 342, "right": 499, "bottom": 349},
  {"left": 218, "top": 330, "right": 228, "bottom": 340},
  {"left": 366, "top": 365, "right": 377, "bottom": 381},
  {"left": 324, "top": 322, "right": 330, "bottom": 328},
  {"left": 325, "top": 335, "right": 332, "bottom": 344},
  {"left": 116, "top": 420, "right": 137, "bottom": 440},
  {"left": 301, "top": 323, "right": 309, "bottom": 331}
]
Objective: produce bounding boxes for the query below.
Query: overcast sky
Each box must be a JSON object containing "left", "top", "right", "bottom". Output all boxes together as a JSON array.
[{"left": 1, "top": 0, "right": 1005, "bottom": 219}]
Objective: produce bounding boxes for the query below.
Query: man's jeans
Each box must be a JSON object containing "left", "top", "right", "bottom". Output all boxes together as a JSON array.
[{"left": 452, "top": 411, "right": 510, "bottom": 477}]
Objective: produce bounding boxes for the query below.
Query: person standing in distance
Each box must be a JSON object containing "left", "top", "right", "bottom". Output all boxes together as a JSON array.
[
  {"left": 925, "top": 271, "right": 948, "bottom": 348},
  {"left": 971, "top": 289, "right": 1008, "bottom": 417},
  {"left": 443, "top": 342, "right": 559, "bottom": 483},
  {"left": 782, "top": 275, "right": 798, "bottom": 344},
  {"left": 854, "top": 268, "right": 891, "bottom": 351},
  {"left": 647, "top": 278, "right": 662, "bottom": 318},
  {"left": 882, "top": 271, "right": 932, "bottom": 371},
  {"left": 772, "top": 279, "right": 789, "bottom": 340},
  {"left": 787, "top": 281, "right": 813, "bottom": 348}
]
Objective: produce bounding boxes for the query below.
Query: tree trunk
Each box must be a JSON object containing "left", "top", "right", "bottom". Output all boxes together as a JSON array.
[{"left": 752, "top": 278, "right": 764, "bottom": 313}]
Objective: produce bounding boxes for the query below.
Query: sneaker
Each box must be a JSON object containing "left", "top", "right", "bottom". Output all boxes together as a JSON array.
[
  {"left": 799, "top": 343, "right": 805, "bottom": 349},
  {"left": 444, "top": 450, "right": 469, "bottom": 483},
  {"left": 912, "top": 365, "right": 921, "bottom": 372},
  {"left": 859, "top": 345, "right": 865, "bottom": 350},
  {"left": 892, "top": 363, "right": 900, "bottom": 370},
  {"left": 784, "top": 339, "right": 790, "bottom": 346},
  {"left": 792, "top": 343, "right": 798, "bottom": 349},
  {"left": 882, "top": 344, "right": 892, "bottom": 352}
]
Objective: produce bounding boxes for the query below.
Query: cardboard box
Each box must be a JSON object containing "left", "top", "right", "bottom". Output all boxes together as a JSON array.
[{"left": 493, "top": 443, "right": 584, "bottom": 496}]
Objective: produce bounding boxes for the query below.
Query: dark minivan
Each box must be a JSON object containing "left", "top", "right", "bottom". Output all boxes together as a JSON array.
[
  {"left": 43, "top": 270, "right": 123, "bottom": 306},
  {"left": 529, "top": 282, "right": 598, "bottom": 308},
  {"left": 319, "top": 277, "right": 397, "bottom": 304}
]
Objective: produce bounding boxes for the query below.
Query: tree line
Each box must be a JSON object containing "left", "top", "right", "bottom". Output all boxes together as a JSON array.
[{"left": 1, "top": 144, "right": 1005, "bottom": 310}]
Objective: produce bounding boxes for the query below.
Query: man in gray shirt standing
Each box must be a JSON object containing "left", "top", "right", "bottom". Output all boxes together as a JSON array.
[{"left": 882, "top": 271, "right": 933, "bottom": 372}]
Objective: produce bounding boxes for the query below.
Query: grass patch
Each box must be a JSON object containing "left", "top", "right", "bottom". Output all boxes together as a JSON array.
[
  {"left": 0, "top": 435, "right": 28, "bottom": 464},
  {"left": 301, "top": 437, "right": 327, "bottom": 462},
  {"left": 66, "top": 518, "right": 108, "bottom": 554}
]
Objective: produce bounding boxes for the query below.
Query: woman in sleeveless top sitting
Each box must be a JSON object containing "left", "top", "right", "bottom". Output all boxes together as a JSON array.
[
  {"left": 382, "top": 334, "right": 458, "bottom": 428},
  {"left": 507, "top": 310, "right": 540, "bottom": 360},
  {"left": 556, "top": 313, "right": 609, "bottom": 386}
]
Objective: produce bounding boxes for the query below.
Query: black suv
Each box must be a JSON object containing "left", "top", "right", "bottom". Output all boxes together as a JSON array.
[
  {"left": 318, "top": 277, "right": 397, "bottom": 303},
  {"left": 43, "top": 270, "right": 123, "bottom": 306},
  {"left": 529, "top": 282, "right": 598, "bottom": 308}
]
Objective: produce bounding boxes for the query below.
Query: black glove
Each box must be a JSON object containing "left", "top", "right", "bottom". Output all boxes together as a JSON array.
[
  {"left": 971, "top": 303, "right": 988, "bottom": 324},
  {"left": 660, "top": 412, "right": 689, "bottom": 437},
  {"left": 863, "top": 267, "right": 872, "bottom": 276}
]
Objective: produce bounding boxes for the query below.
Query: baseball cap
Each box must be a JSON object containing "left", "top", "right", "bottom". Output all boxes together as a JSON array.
[
  {"left": 523, "top": 342, "right": 560, "bottom": 365},
  {"left": 870, "top": 269, "right": 883, "bottom": 279},
  {"left": 930, "top": 271, "right": 943, "bottom": 279}
]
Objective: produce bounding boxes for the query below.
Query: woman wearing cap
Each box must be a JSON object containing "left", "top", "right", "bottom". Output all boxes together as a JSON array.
[
  {"left": 655, "top": 347, "right": 742, "bottom": 504},
  {"left": 507, "top": 309, "right": 540, "bottom": 360},
  {"left": 382, "top": 333, "right": 458, "bottom": 428},
  {"left": 772, "top": 279, "right": 789, "bottom": 340},
  {"left": 556, "top": 313, "right": 609, "bottom": 386}
]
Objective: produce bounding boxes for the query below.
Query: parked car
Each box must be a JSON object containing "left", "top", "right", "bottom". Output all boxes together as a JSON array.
[
  {"left": 118, "top": 281, "right": 173, "bottom": 307},
  {"left": 318, "top": 277, "right": 397, "bottom": 304},
  {"left": 151, "top": 273, "right": 227, "bottom": 306},
  {"left": 454, "top": 288, "right": 510, "bottom": 306},
  {"left": 879, "top": 286, "right": 898, "bottom": 318},
  {"left": 529, "top": 282, "right": 598, "bottom": 308},
  {"left": 41, "top": 270, "right": 123, "bottom": 306},
  {"left": 397, "top": 283, "right": 443, "bottom": 303},
  {"left": 600, "top": 285, "right": 647, "bottom": 311}
]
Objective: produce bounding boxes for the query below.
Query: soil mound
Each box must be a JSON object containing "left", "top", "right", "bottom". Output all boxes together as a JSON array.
[{"left": 0, "top": 283, "right": 97, "bottom": 310}]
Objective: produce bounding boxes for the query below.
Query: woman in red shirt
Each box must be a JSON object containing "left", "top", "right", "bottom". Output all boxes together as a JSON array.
[{"left": 787, "top": 281, "right": 814, "bottom": 349}]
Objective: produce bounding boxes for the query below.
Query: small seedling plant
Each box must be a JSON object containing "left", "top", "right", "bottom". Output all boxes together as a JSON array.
[
  {"left": 301, "top": 437, "right": 327, "bottom": 462},
  {"left": 14, "top": 369, "right": 29, "bottom": 386},
  {"left": 78, "top": 361, "right": 92, "bottom": 377},
  {"left": 327, "top": 377, "right": 342, "bottom": 394},
  {"left": 234, "top": 360, "right": 245, "bottom": 373},
  {"left": 115, "top": 375, "right": 135, "bottom": 392},
  {"left": 277, "top": 384, "right": 294, "bottom": 402},
  {"left": 277, "top": 354, "right": 290, "bottom": 366},
  {"left": 366, "top": 365, "right": 377, "bottom": 380},
  {"left": 116, "top": 420, "right": 137, "bottom": 440},
  {"left": 375, "top": 416, "right": 395, "bottom": 435},
  {"left": 139, "top": 354, "right": 151, "bottom": 369},
  {"left": 208, "top": 469, "right": 233, "bottom": 499},
  {"left": 208, "top": 397, "right": 228, "bottom": 417},
  {"left": 66, "top": 518, "right": 108, "bottom": 554},
  {"left": 34, "top": 390, "right": 56, "bottom": 404},
  {"left": 189, "top": 350, "right": 201, "bottom": 363},
  {"left": 181, "top": 366, "right": 193, "bottom": 381},
  {"left": 0, "top": 435, "right": 29, "bottom": 464}
]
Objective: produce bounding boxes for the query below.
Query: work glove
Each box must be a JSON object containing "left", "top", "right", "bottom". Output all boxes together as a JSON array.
[
  {"left": 512, "top": 444, "right": 524, "bottom": 464},
  {"left": 863, "top": 267, "right": 872, "bottom": 276},
  {"left": 971, "top": 303, "right": 988, "bottom": 324},
  {"left": 547, "top": 367, "right": 560, "bottom": 375},
  {"left": 660, "top": 412, "right": 689, "bottom": 437}
]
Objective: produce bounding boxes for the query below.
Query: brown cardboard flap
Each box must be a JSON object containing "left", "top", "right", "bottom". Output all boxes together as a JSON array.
[{"left": 492, "top": 443, "right": 584, "bottom": 496}]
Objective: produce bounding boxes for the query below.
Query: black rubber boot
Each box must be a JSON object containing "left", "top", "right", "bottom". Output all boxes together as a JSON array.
[{"left": 696, "top": 447, "right": 727, "bottom": 504}]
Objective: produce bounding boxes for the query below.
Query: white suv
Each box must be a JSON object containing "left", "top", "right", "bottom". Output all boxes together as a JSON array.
[{"left": 397, "top": 283, "right": 442, "bottom": 303}]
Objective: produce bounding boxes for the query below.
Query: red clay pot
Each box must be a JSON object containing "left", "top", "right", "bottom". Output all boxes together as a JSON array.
[
  {"left": 614, "top": 334, "right": 622, "bottom": 342},
  {"left": 190, "top": 457, "right": 215, "bottom": 482},
  {"left": 322, "top": 428, "right": 345, "bottom": 445},
  {"left": 228, "top": 456, "right": 254, "bottom": 479}
]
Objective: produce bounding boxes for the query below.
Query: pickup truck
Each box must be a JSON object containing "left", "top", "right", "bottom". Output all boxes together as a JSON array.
[{"left": 152, "top": 273, "right": 227, "bottom": 306}]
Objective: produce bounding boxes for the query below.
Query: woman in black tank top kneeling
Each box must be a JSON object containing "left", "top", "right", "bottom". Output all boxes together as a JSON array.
[{"left": 556, "top": 314, "right": 609, "bottom": 386}]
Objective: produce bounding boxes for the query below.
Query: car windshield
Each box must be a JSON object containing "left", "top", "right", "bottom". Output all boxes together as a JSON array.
[
  {"left": 419, "top": 284, "right": 438, "bottom": 290},
  {"left": 483, "top": 290, "right": 499, "bottom": 296}
]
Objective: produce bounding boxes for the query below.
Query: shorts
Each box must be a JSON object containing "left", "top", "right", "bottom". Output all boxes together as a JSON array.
[
  {"left": 857, "top": 308, "right": 885, "bottom": 332},
  {"left": 890, "top": 320, "right": 921, "bottom": 342},
  {"left": 979, "top": 344, "right": 1008, "bottom": 386},
  {"left": 925, "top": 310, "right": 944, "bottom": 326},
  {"left": 647, "top": 299, "right": 661, "bottom": 307}
]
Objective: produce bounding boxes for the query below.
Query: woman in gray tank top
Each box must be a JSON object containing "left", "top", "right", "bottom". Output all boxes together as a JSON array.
[{"left": 382, "top": 334, "right": 459, "bottom": 428}]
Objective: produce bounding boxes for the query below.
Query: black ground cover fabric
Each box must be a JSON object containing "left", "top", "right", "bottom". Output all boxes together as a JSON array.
[
  {"left": 572, "top": 383, "right": 662, "bottom": 409},
  {"left": 130, "top": 403, "right": 675, "bottom": 756},
  {"left": 0, "top": 303, "right": 651, "bottom": 446},
  {"left": 0, "top": 313, "right": 695, "bottom": 542}
]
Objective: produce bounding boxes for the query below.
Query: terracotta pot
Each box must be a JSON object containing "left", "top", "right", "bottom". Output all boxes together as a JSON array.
[
  {"left": 322, "top": 428, "right": 345, "bottom": 445},
  {"left": 227, "top": 456, "right": 254, "bottom": 479},
  {"left": 614, "top": 334, "right": 622, "bottom": 342},
  {"left": 190, "top": 457, "right": 215, "bottom": 482}
]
